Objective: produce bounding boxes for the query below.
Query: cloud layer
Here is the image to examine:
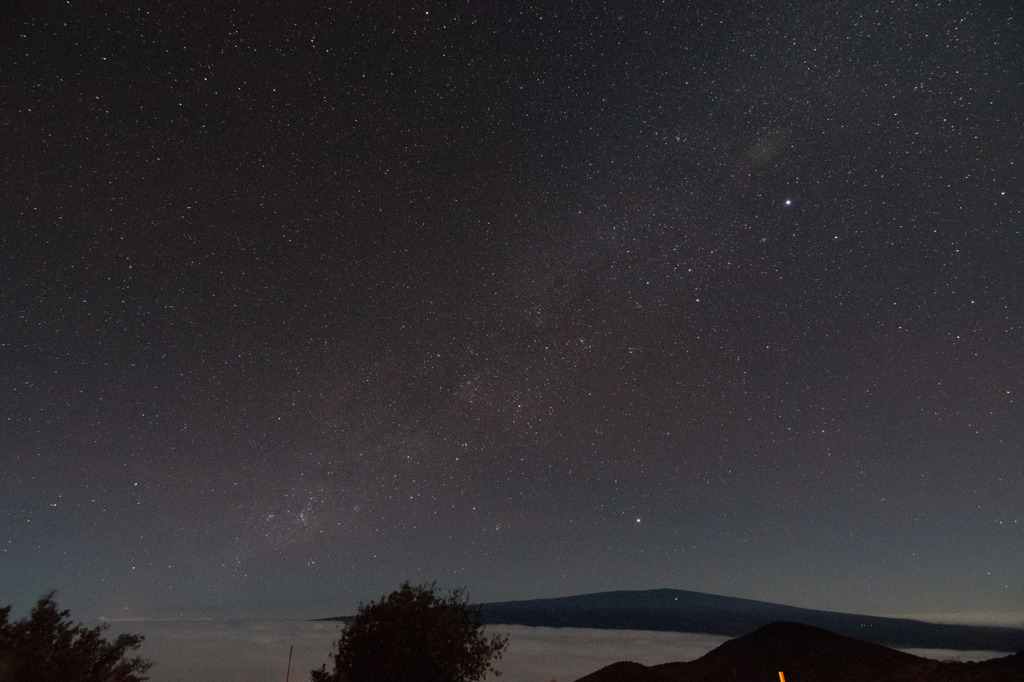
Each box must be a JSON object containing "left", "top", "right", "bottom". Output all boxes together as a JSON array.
[{"left": 106, "top": 619, "right": 1016, "bottom": 682}]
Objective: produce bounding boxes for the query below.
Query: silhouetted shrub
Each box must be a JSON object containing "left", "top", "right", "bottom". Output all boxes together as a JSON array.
[
  {"left": 0, "top": 593, "right": 152, "bottom": 682},
  {"left": 311, "top": 582, "right": 508, "bottom": 682}
]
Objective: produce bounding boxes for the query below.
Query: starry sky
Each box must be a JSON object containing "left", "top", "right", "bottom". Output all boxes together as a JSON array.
[{"left": 1, "top": 2, "right": 1022, "bottom": 624}]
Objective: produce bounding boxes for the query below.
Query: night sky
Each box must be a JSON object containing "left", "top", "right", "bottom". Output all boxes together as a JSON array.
[{"left": 2, "top": 2, "right": 1022, "bottom": 624}]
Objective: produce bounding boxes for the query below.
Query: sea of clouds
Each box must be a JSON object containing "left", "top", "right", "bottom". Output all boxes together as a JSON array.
[
  {"left": 105, "top": 616, "right": 1020, "bottom": 682},
  {"left": 105, "top": 619, "right": 731, "bottom": 682}
]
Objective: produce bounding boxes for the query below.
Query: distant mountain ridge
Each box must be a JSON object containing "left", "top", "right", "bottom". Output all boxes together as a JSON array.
[
  {"left": 471, "top": 588, "right": 1024, "bottom": 652},
  {"left": 573, "top": 621, "right": 1024, "bottom": 682}
]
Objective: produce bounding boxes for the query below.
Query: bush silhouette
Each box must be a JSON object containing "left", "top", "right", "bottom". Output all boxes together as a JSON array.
[
  {"left": 0, "top": 593, "right": 152, "bottom": 682},
  {"left": 311, "top": 582, "right": 508, "bottom": 682}
]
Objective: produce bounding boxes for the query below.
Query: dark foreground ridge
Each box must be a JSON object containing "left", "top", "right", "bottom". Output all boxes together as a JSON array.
[
  {"left": 472, "top": 589, "right": 1024, "bottom": 652},
  {"left": 573, "top": 621, "right": 1024, "bottom": 682}
]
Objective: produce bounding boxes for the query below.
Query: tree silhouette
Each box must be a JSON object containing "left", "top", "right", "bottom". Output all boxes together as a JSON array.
[
  {"left": 311, "top": 582, "right": 508, "bottom": 682},
  {"left": 0, "top": 593, "right": 152, "bottom": 682}
]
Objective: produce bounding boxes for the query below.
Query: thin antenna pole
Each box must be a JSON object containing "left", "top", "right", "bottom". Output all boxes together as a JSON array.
[{"left": 286, "top": 645, "right": 293, "bottom": 682}]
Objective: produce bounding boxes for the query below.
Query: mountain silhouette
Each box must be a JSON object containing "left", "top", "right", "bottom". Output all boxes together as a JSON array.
[
  {"left": 573, "top": 621, "right": 1024, "bottom": 682},
  {"left": 473, "top": 589, "right": 1024, "bottom": 652}
]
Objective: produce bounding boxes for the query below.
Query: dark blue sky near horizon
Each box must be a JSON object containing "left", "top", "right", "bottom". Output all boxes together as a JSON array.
[{"left": 1, "top": 1, "right": 1021, "bottom": 623}]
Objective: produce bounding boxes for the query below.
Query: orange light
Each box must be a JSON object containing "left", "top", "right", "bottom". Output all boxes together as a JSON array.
[{"left": 778, "top": 672, "right": 786, "bottom": 682}]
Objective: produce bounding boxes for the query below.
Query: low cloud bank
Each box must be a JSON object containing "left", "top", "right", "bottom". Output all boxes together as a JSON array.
[
  {"left": 889, "top": 612, "right": 1024, "bottom": 628},
  {"left": 105, "top": 619, "right": 339, "bottom": 682},
  {"left": 104, "top": 619, "right": 1012, "bottom": 682},
  {"left": 103, "top": 620, "right": 729, "bottom": 682}
]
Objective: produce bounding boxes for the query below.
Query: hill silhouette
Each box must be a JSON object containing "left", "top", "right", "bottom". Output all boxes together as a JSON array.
[
  {"left": 472, "top": 589, "right": 1024, "bottom": 652},
  {"left": 574, "top": 622, "right": 1024, "bottom": 682}
]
